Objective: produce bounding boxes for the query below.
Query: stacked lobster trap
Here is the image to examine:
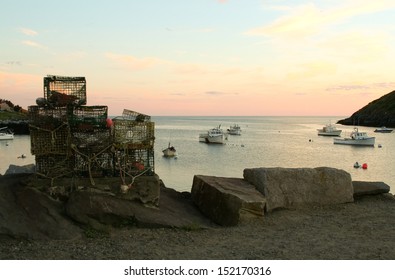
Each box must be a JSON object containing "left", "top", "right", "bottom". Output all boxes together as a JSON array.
[{"left": 28, "top": 75, "right": 155, "bottom": 183}]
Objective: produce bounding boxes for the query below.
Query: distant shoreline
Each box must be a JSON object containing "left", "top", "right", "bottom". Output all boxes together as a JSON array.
[{"left": 0, "top": 120, "right": 30, "bottom": 134}]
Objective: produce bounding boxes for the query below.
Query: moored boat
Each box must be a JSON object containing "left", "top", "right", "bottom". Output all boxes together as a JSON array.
[
  {"left": 162, "top": 143, "right": 177, "bottom": 157},
  {"left": 199, "top": 125, "right": 225, "bottom": 144},
  {"left": 374, "top": 126, "right": 393, "bottom": 133},
  {"left": 317, "top": 124, "right": 342, "bottom": 136},
  {"left": 333, "top": 128, "right": 375, "bottom": 146},
  {"left": 227, "top": 124, "right": 241, "bottom": 135},
  {"left": 0, "top": 127, "right": 14, "bottom": 140}
]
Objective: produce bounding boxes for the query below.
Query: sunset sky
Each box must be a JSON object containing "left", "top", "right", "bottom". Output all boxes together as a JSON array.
[{"left": 1, "top": 0, "right": 395, "bottom": 116}]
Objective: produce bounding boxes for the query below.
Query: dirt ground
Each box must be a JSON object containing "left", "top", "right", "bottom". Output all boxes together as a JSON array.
[{"left": 1, "top": 193, "right": 395, "bottom": 260}]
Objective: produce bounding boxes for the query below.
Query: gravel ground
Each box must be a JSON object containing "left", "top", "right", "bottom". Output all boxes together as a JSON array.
[{"left": 1, "top": 193, "right": 395, "bottom": 260}]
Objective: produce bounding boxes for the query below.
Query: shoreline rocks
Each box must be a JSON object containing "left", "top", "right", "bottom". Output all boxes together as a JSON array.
[
  {"left": 191, "top": 175, "right": 266, "bottom": 226},
  {"left": 243, "top": 167, "right": 354, "bottom": 212},
  {"left": 0, "top": 165, "right": 392, "bottom": 240}
]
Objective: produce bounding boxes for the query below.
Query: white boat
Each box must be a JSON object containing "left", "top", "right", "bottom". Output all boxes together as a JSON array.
[
  {"left": 162, "top": 143, "right": 177, "bottom": 157},
  {"left": 374, "top": 126, "right": 393, "bottom": 133},
  {"left": 317, "top": 124, "right": 342, "bottom": 136},
  {"left": 227, "top": 124, "right": 241, "bottom": 135},
  {"left": 333, "top": 128, "right": 375, "bottom": 146},
  {"left": 0, "top": 127, "right": 14, "bottom": 140},
  {"left": 199, "top": 125, "right": 225, "bottom": 144}
]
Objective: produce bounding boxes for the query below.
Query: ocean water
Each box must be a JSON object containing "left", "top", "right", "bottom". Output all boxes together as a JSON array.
[{"left": 1, "top": 116, "right": 394, "bottom": 193}]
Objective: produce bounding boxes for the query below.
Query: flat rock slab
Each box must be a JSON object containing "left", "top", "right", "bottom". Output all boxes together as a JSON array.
[
  {"left": 244, "top": 167, "right": 354, "bottom": 212},
  {"left": 353, "top": 181, "right": 391, "bottom": 197},
  {"left": 191, "top": 175, "right": 266, "bottom": 226}
]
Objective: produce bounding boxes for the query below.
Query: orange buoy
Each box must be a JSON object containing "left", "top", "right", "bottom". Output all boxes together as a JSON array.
[{"left": 362, "top": 163, "right": 368, "bottom": 169}]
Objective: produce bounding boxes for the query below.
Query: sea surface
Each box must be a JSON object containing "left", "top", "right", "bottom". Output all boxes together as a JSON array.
[{"left": 1, "top": 116, "right": 394, "bottom": 193}]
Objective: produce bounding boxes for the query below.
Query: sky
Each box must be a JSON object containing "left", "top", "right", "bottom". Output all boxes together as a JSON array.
[{"left": 1, "top": 0, "right": 395, "bottom": 116}]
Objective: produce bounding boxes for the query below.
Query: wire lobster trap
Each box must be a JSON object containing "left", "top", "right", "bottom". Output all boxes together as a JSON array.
[
  {"left": 114, "top": 148, "right": 154, "bottom": 176},
  {"left": 30, "top": 123, "right": 71, "bottom": 156},
  {"left": 69, "top": 105, "right": 108, "bottom": 131},
  {"left": 122, "top": 109, "right": 151, "bottom": 122},
  {"left": 44, "top": 75, "right": 87, "bottom": 106},
  {"left": 73, "top": 151, "right": 114, "bottom": 178},
  {"left": 35, "top": 154, "right": 74, "bottom": 178},
  {"left": 113, "top": 119, "right": 155, "bottom": 149},
  {"left": 28, "top": 105, "right": 69, "bottom": 127}
]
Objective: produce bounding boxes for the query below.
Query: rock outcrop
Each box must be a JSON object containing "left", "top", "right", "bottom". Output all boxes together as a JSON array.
[
  {"left": 4, "top": 164, "right": 35, "bottom": 175},
  {"left": 191, "top": 175, "right": 266, "bottom": 226},
  {"left": 243, "top": 167, "right": 354, "bottom": 212},
  {"left": 0, "top": 174, "right": 83, "bottom": 240},
  {"left": 353, "top": 181, "right": 390, "bottom": 197},
  {"left": 0, "top": 174, "right": 214, "bottom": 240}
]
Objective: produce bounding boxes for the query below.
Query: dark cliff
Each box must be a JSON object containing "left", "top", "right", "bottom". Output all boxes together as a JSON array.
[{"left": 337, "top": 90, "right": 395, "bottom": 128}]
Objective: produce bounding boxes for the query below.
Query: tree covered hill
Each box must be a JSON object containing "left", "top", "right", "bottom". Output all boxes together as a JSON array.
[{"left": 337, "top": 90, "right": 395, "bottom": 128}]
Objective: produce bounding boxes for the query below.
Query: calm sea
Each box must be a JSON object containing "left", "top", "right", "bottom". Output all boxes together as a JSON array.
[{"left": 1, "top": 116, "right": 394, "bottom": 193}]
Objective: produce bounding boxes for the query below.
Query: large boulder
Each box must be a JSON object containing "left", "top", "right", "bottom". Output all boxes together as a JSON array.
[
  {"left": 65, "top": 183, "right": 214, "bottom": 230},
  {"left": 4, "top": 164, "right": 35, "bottom": 175},
  {"left": 353, "top": 181, "right": 391, "bottom": 197},
  {"left": 0, "top": 174, "right": 83, "bottom": 240},
  {"left": 191, "top": 175, "right": 266, "bottom": 226},
  {"left": 243, "top": 167, "right": 354, "bottom": 212}
]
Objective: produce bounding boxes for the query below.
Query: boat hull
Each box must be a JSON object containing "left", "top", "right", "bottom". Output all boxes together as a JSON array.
[
  {"left": 162, "top": 148, "right": 176, "bottom": 157},
  {"left": 317, "top": 130, "right": 342, "bottom": 136},
  {"left": 0, "top": 134, "right": 14, "bottom": 140},
  {"left": 333, "top": 137, "right": 375, "bottom": 146},
  {"left": 199, "top": 134, "right": 224, "bottom": 144},
  {"left": 374, "top": 129, "right": 393, "bottom": 133}
]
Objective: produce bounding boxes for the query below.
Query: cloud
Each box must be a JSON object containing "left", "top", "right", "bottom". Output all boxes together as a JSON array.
[
  {"left": 246, "top": 1, "right": 395, "bottom": 39},
  {"left": 4, "top": 61, "right": 22, "bottom": 66},
  {"left": 318, "top": 31, "right": 389, "bottom": 62},
  {"left": 326, "top": 82, "right": 395, "bottom": 92},
  {"left": 204, "top": 91, "right": 238, "bottom": 96},
  {"left": 22, "top": 40, "right": 46, "bottom": 49},
  {"left": 287, "top": 61, "right": 337, "bottom": 80},
  {"left": 105, "top": 52, "right": 166, "bottom": 71},
  {"left": 19, "top": 28, "right": 38, "bottom": 36}
]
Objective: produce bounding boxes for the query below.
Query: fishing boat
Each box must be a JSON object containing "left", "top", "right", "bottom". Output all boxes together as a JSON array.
[
  {"left": 0, "top": 127, "right": 14, "bottom": 140},
  {"left": 333, "top": 128, "right": 375, "bottom": 146},
  {"left": 227, "top": 124, "right": 241, "bottom": 135},
  {"left": 162, "top": 143, "right": 177, "bottom": 157},
  {"left": 317, "top": 123, "right": 342, "bottom": 136},
  {"left": 374, "top": 126, "right": 393, "bottom": 133},
  {"left": 199, "top": 125, "right": 225, "bottom": 144}
]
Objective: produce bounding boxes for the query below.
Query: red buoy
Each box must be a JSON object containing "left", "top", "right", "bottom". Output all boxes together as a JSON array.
[
  {"left": 362, "top": 163, "right": 368, "bottom": 169},
  {"left": 106, "top": 118, "right": 113, "bottom": 128}
]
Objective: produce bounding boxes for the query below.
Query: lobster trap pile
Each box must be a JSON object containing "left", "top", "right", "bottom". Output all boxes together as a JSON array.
[{"left": 28, "top": 75, "right": 155, "bottom": 183}]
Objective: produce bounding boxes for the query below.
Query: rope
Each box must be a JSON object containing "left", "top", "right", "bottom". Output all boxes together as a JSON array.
[{"left": 70, "top": 143, "right": 114, "bottom": 186}]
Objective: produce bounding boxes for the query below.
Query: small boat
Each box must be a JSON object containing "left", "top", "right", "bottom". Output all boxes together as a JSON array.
[
  {"left": 199, "top": 125, "right": 225, "bottom": 144},
  {"left": 374, "top": 126, "right": 393, "bottom": 133},
  {"left": 0, "top": 127, "right": 14, "bottom": 140},
  {"left": 227, "top": 124, "right": 241, "bottom": 135},
  {"left": 317, "top": 124, "right": 342, "bottom": 136},
  {"left": 162, "top": 143, "right": 177, "bottom": 157},
  {"left": 333, "top": 128, "right": 375, "bottom": 146}
]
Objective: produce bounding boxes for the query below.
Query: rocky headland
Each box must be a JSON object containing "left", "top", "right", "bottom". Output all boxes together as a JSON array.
[{"left": 337, "top": 90, "right": 395, "bottom": 127}]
